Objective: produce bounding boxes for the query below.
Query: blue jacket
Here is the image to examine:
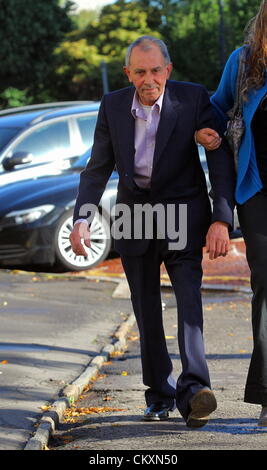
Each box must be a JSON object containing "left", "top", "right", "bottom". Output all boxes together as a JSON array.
[{"left": 211, "top": 46, "right": 267, "bottom": 204}]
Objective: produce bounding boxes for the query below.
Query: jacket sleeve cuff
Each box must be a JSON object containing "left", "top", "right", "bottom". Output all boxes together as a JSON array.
[{"left": 211, "top": 197, "right": 234, "bottom": 232}]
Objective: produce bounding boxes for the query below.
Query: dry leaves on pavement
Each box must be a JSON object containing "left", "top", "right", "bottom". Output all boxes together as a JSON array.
[{"left": 63, "top": 405, "right": 125, "bottom": 423}]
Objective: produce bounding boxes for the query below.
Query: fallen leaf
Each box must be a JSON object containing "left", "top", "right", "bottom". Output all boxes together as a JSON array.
[
  {"left": 62, "top": 436, "right": 75, "bottom": 443},
  {"left": 40, "top": 405, "right": 51, "bottom": 411},
  {"left": 83, "top": 384, "right": 93, "bottom": 392},
  {"left": 110, "top": 351, "right": 124, "bottom": 358},
  {"left": 57, "top": 435, "right": 74, "bottom": 442},
  {"left": 0, "top": 360, "right": 8, "bottom": 365},
  {"left": 121, "top": 371, "right": 128, "bottom": 376},
  {"left": 97, "top": 374, "right": 107, "bottom": 380},
  {"left": 128, "top": 334, "right": 139, "bottom": 341}
]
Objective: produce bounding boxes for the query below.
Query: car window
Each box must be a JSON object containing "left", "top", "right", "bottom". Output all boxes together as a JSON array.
[
  {"left": 76, "top": 114, "right": 97, "bottom": 150},
  {"left": 0, "top": 127, "right": 21, "bottom": 152},
  {"left": 11, "top": 120, "right": 71, "bottom": 163}
]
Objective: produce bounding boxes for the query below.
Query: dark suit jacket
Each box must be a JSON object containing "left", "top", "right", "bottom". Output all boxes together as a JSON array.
[{"left": 73, "top": 80, "right": 235, "bottom": 256}]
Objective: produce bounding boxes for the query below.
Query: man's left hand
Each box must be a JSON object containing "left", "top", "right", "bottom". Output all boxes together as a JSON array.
[{"left": 205, "top": 221, "right": 230, "bottom": 260}]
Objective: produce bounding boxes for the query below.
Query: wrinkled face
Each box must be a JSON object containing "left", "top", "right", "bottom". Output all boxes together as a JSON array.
[{"left": 124, "top": 44, "right": 173, "bottom": 106}]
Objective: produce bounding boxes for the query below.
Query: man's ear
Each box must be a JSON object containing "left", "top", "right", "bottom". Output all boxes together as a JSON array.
[
  {"left": 166, "top": 63, "right": 173, "bottom": 79},
  {"left": 123, "top": 66, "right": 132, "bottom": 83}
]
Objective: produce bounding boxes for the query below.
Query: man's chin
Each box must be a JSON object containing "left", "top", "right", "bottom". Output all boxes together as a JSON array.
[{"left": 140, "top": 90, "right": 160, "bottom": 105}]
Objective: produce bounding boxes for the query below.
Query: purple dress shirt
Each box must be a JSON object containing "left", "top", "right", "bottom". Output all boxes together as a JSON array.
[{"left": 131, "top": 90, "right": 164, "bottom": 189}]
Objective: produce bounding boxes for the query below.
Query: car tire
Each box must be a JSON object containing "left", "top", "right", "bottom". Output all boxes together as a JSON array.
[{"left": 54, "top": 210, "right": 112, "bottom": 271}]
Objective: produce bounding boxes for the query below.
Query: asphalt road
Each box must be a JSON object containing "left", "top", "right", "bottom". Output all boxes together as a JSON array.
[{"left": 0, "top": 268, "right": 132, "bottom": 450}]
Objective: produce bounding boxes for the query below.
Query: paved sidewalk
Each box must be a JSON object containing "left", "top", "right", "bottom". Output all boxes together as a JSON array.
[
  {"left": 0, "top": 271, "right": 132, "bottom": 450},
  {"left": 46, "top": 288, "right": 267, "bottom": 453}
]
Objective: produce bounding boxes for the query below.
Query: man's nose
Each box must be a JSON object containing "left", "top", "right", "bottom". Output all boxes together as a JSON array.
[{"left": 143, "top": 71, "right": 155, "bottom": 85}]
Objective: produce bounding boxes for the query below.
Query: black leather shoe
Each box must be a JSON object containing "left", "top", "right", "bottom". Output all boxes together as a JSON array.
[{"left": 143, "top": 401, "right": 171, "bottom": 421}]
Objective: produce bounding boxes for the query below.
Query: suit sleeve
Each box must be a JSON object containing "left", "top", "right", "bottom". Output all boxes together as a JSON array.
[
  {"left": 196, "top": 85, "right": 236, "bottom": 229},
  {"left": 73, "top": 95, "right": 116, "bottom": 223}
]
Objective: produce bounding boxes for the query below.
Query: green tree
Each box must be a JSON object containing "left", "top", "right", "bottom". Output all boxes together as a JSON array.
[
  {"left": 223, "top": 0, "right": 262, "bottom": 51},
  {"left": 0, "top": 0, "right": 73, "bottom": 96},
  {"left": 0, "top": 88, "right": 33, "bottom": 108},
  {"left": 53, "top": 0, "right": 162, "bottom": 100},
  {"left": 71, "top": 8, "right": 100, "bottom": 31},
  {"left": 6, "top": 0, "right": 261, "bottom": 104},
  {"left": 143, "top": 0, "right": 262, "bottom": 91}
]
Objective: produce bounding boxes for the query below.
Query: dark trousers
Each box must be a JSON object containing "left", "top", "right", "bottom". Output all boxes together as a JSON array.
[
  {"left": 120, "top": 237, "right": 211, "bottom": 420},
  {"left": 238, "top": 192, "right": 267, "bottom": 405}
]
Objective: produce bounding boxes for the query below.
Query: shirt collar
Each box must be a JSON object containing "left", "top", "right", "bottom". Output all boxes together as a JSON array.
[{"left": 131, "top": 89, "right": 164, "bottom": 119}]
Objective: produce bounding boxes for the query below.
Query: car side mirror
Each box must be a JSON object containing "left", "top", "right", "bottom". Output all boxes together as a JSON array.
[{"left": 2, "top": 152, "right": 33, "bottom": 171}]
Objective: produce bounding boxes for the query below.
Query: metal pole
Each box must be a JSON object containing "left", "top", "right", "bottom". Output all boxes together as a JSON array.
[{"left": 101, "top": 61, "right": 109, "bottom": 95}]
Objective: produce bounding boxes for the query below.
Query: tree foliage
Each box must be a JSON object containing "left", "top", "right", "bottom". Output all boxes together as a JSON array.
[
  {"left": 57, "top": 0, "right": 261, "bottom": 99},
  {"left": 149, "top": 0, "right": 261, "bottom": 90},
  {"left": 52, "top": 0, "right": 162, "bottom": 100},
  {"left": 0, "top": 0, "right": 263, "bottom": 106},
  {"left": 0, "top": 0, "right": 73, "bottom": 95}
]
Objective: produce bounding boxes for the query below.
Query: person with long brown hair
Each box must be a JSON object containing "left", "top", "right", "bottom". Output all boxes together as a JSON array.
[{"left": 196, "top": 0, "right": 267, "bottom": 426}]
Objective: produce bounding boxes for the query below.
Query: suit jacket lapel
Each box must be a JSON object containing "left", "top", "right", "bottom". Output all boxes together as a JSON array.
[
  {"left": 152, "top": 83, "right": 181, "bottom": 171},
  {"left": 114, "top": 87, "right": 136, "bottom": 179}
]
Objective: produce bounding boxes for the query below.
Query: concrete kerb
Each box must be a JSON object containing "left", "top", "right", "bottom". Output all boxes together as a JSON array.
[
  {"left": 24, "top": 311, "right": 136, "bottom": 451},
  {"left": 24, "top": 274, "right": 250, "bottom": 451}
]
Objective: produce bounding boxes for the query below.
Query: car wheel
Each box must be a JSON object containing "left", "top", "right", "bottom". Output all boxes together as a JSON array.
[{"left": 54, "top": 210, "right": 112, "bottom": 271}]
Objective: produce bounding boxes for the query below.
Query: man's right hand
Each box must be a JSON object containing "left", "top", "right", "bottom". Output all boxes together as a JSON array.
[
  {"left": 69, "top": 221, "right": 91, "bottom": 257},
  {"left": 196, "top": 128, "right": 222, "bottom": 151}
]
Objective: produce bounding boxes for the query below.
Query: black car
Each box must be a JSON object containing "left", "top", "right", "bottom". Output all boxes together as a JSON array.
[{"left": 0, "top": 150, "right": 118, "bottom": 271}]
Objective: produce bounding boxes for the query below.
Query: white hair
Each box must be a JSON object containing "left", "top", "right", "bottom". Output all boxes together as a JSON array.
[{"left": 125, "top": 36, "right": 171, "bottom": 67}]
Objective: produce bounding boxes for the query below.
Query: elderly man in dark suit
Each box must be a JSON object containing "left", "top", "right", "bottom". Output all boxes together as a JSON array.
[{"left": 70, "top": 36, "right": 235, "bottom": 427}]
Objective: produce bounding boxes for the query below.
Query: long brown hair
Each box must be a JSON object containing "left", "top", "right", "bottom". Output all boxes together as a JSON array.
[{"left": 242, "top": 0, "right": 267, "bottom": 99}]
